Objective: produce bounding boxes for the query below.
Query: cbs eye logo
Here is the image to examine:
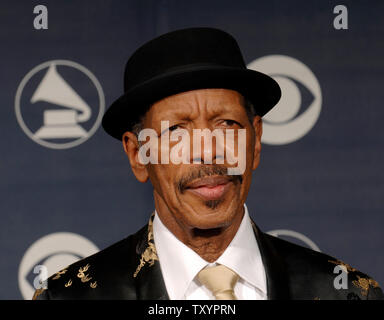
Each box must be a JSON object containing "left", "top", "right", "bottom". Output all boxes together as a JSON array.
[
  {"left": 248, "top": 55, "right": 322, "bottom": 145},
  {"left": 267, "top": 229, "right": 320, "bottom": 252},
  {"left": 18, "top": 232, "right": 99, "bottom": 299}
]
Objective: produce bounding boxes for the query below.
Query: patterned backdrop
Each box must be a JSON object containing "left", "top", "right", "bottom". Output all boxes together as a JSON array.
[{"left": 1, "top": 0, "right": 383, "bottom": 299}]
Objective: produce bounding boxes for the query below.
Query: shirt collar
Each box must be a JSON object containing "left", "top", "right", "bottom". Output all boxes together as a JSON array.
[{"left": 152, "top": 203, "right": 267, "bottom": 300}]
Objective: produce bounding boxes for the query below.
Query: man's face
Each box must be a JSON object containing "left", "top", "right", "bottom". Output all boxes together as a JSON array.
[{"left": 123, "top": 88, "right": 262, "bottom": 231}]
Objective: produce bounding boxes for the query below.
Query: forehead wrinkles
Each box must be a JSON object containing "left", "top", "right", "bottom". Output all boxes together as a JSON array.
[
  {"left": 184, "top": 91, "right": 242, "bottom": 119},
  {"left": 152, "top": 94, "right": 239, "bottom": 122},
  {"left": 180, "top": 93, "right": 211, "bottom": 120}
]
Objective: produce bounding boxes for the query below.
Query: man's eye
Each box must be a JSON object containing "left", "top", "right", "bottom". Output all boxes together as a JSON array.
[
  {"left": 222, "top": 120, "right": 239, "bottom": 127},
  {"left": 169, "top": 124, "right": 180, "bottom": 131},
  {"left": 160, "top": 124, "right": 182, "bottom": 136}
]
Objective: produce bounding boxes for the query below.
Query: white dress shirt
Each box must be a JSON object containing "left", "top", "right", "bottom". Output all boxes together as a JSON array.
[{"left": 152, "top": 203, "right": 267, "bottom": 300}]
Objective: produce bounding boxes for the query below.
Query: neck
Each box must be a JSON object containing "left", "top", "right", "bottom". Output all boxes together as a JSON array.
[
  {"left": 186, "top": 222, "right": 243, "bottom": 262},
  {"left": 154, "top": 193, "right": 244, "bottom": 262}
]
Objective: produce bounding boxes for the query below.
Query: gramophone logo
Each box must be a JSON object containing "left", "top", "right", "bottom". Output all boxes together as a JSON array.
[{"left": 15, "top": 60, "right": 105, "bottom": 149}]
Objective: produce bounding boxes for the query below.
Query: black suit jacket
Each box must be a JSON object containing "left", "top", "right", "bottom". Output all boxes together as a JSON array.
[{"left": 33, "top": 216, "right": 383, "bottom": 300}]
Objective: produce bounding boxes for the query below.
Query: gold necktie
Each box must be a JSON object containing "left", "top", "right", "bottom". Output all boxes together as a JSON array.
[{"left": 197, "top": 264, "right": 239, "bottom": 300}]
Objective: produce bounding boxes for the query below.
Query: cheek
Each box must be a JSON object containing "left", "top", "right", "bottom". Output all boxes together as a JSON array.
[
  {"left": 148, "top": 164, "right": 178, "bottom": 196},
  {"left": 244, "top": 132, "right": 256, "bottom": 165}
]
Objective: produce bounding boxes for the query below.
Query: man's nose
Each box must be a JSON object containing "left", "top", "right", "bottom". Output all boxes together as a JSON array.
[{"left": 190, "top": 124, "right": 224, "bottom": 165}]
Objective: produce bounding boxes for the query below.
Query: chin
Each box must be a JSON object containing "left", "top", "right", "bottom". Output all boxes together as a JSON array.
[{"left": 182, "top": 201, "right": 238, "bottom": 230}]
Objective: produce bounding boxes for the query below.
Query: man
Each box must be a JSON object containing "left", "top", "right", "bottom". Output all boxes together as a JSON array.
[{"left": 33, "top": 27, "right": 383, "bottom": 300}]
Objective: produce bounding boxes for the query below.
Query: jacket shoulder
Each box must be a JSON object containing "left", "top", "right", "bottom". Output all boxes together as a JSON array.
[
  {"left": 33, "top": 226, "right": 147, "bottom": 300},
  {"left": 264, "top": 233, "right": 384, "bottom": 300}
]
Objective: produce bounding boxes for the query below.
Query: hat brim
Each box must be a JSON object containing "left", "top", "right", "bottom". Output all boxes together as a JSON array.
[{"left": 102, "top": 65, "right": 281, "bottom": 140}]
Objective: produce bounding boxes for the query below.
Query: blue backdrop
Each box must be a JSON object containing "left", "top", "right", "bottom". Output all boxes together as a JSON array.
[{"left": 1, "top": 0, "right": 383, "bottom": 299}]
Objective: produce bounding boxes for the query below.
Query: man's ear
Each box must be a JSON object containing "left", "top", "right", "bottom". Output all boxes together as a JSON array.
[
  {"left": 252, "top": 116, "right": 263, "bottom": 170},
  {"left": 122, "top": 131, "right": 149, "bottom": 183}
]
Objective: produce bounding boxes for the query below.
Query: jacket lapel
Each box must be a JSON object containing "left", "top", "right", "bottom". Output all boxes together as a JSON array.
[
  {"left": 135, "top": 261, "right": 169, "bottom": 300},
  {"left": 133, "top": 214, "right": 169, "bottom": 300},
  {"left": 251, "top": 221, "right": 290, "bottom": 300}
]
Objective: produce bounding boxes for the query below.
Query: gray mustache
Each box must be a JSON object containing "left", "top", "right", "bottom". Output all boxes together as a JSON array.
[{"left": 177, "top": 165, "right": 243, "bottom": 193}]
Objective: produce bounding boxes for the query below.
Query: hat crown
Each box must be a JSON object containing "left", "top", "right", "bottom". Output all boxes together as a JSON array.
[
  {"left": 124, "top": 27, "right": 246, "bottom": 92},
  {"left": 102, "top": 27, "right": 281, "bottom": 140}
]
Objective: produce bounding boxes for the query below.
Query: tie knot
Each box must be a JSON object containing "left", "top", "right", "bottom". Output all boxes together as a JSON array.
[{"left": 197, "top": 264, "right": 239, "bottom": 300}]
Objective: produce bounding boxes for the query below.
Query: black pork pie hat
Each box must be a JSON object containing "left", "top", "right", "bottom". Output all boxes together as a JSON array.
[{"left": 102, "top": 27, "right": 281, "bottom": 140}]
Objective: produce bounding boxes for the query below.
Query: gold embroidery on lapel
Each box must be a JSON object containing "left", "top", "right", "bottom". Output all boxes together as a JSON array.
[
  {"left": 77, "top": 264, "right": 90, "bottom": 279},
  {"left": 133, "top": 213, "right": 159, "bottom": 278},
  {"left": 352, "top": 275, "right": 370, "bottom": 296},
  {"left": 77, "top": 263, "right": 97, "bottom": 286},
  {"left": 368, "top": 278, "right": 380, "bottom": 288},
  {"left": 77, "top": 264, "right": 90, "bottom": 277},
  {"left": 65, "top": 279, "right": 72, "bottom": 287},
  {"left": 32, "top": 288, "right": 46, "bottom": 300},
  {"left": 328, "top": 259, "right": 357, "bottom": 273},
  {"left": 352, "top": 275, "right": 380, "bottom": 296},
  {"left": 81, "top": 274, "right": 92, "bottom": 283},
  {"left": 52, "top": 269, "right": 68, "bottom": 280},
  {"left": 90, "top": 281, "right": 97, "bottom": 289}
]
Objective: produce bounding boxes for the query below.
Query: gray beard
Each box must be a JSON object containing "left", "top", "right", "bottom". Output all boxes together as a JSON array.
[{"left": 204, "top": 199, "right": 222, "bottom": 210}]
